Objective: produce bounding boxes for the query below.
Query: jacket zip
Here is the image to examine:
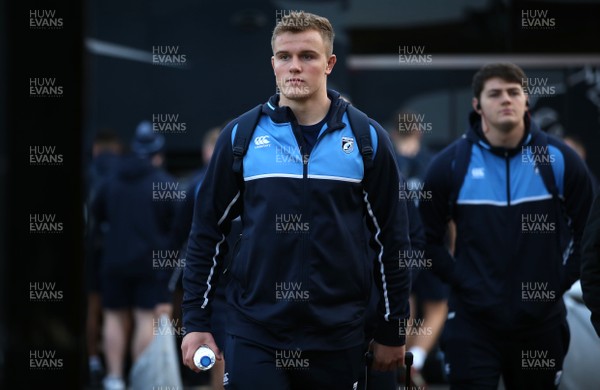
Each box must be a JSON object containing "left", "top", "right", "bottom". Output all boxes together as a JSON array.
[
  {"left": 288, "top": 110, "right": 344, "bottom": 312},
  {"left": 505, "top": 151, "right": 511, "bottom": 206},
  {"left": 505, "top": 150, "right": 513, "bottom": 325},
  {"left": 288, "top": 121, "right": 310, "bottom": 319},
  {"left": 293, "top": 121, "right": 338, "bottom": 304}
]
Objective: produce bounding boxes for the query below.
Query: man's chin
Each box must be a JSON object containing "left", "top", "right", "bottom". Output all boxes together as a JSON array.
[
  {"left": 280, "top": 87, "right": 311, "bottom": 101},
  {"left": 496, "top": 119, "right": 521, "bottom": 133}
]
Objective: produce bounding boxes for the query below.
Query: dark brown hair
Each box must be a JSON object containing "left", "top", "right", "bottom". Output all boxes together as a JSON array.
[{"left": 472, "top": 63, "right": 527, "bottom": 99}]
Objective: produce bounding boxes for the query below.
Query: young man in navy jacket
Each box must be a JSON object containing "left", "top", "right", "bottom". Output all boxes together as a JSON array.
[
  {"left": 420, "top": 63, "right": 593, "bottom": 389},
  {"left": 181, "top": 11, "right": 412, "bottom": 389}
]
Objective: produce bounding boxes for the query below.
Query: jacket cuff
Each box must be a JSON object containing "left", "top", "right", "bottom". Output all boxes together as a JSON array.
[
  {"left": 373, "top": 316, "right": 406, "bottom": 347},
  {"left": 182, "top": 304, "right": 212, "bottom": 333}
]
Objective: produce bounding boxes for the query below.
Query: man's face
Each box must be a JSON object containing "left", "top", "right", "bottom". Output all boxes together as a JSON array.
[
  {"left": 474, "top": 77, "right": 528, "bottom": 133},
  {"left": 271, "top": 30, "right": 335, "bottom": 102}
]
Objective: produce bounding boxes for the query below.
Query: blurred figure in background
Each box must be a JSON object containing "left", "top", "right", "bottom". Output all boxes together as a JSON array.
[
  {"left": 581, "top": 194, "right": 600, "bottom": 338},
  {"left": 389, "top": 110, "right": 449, "bottom": 387},
  {"left": 560, "top": 189, "right": 600, "bottom": 389},
  {"left": 169, "top": 125, "right": 231, "bottom": 390},
  {"left": 86, "top": 128, "right": 125, "bottom": 201},
  {"left": 84, "top": 128, "right": 124, "bottom": 387},
  {"left": 563, "top": 133, "right": 599, "bottom": 195},
  {"left": 92, "top": 121, "right": 176, "bottom": 390},
  {"left": 390, "top": 110, "right": 435, "bottom": 183}
]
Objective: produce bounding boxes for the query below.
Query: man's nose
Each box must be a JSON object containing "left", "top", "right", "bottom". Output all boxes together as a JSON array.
[
  {"left": 500, "top": 91, "right": 512, "bottom": 104},
  {"left": 289, "top": 56, "right": 301, "bottom": 72}
]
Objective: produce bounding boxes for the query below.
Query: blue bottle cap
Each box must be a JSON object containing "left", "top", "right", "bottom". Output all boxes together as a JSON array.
[
  {"left": 200, "top": 356, "right": 212, "bottom": 367},
  {"left": 193, "top": 345, "right": 216, "bottom": 371}
]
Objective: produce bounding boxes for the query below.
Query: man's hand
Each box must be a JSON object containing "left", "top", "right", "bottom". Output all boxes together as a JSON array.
[
  {"left": 181, "top": 331, "right": 223, "bottom": 372},
  {"left": 370, "top": 341, "right": 405, "bottom": 371}
]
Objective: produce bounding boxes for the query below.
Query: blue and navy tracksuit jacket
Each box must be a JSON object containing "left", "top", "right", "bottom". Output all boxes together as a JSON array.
[
  {"left": 420, "top": 112, "right": 593, "bottom": 331},
  {"left": 182, "top": 90, "right": 412, "bottom": 350}
]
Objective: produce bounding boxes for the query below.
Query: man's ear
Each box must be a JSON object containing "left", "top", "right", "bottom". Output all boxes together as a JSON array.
[
  {"left": 472, "top": 97, "right": 481, "bottom": 112},
  {"left": 325, "top": 55, "right": 337, "bottom": 75}
]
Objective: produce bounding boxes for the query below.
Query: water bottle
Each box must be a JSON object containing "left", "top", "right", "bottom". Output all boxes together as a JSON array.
[{"left": 193, "top": 345, "right": 216, "bottom": 371}]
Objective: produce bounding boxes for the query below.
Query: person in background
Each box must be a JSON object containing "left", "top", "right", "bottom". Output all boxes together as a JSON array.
[
  {"left": 389, "top": 111, "right": 449, "bottom": 388},
  {"left": 390, "top": 110, "right": 435, "bottom": 183},
  {"left": 84, "top": 128, "right": 124, "bottom": 387},
  {"left": 563, "top": 133, "right": 599, "bottom": 195},
  {"left": 420, "top": 63, "right": 593, "bottom": 389},
  {"left": 560, "top": 190, "right": 600, "bottom": 390},
  {"left": 92, "top": 121, "right": 176, "bottom": 390},
  {"left": 581, "top": 193, "right": 600, "bottom": 338}
]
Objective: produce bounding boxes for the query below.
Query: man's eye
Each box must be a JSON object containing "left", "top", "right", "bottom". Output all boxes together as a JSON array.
[
  {"left": 302, "top": 54, "right": 313, "bottom": 60},
  {"left": 279, "top": 55, "right": 289, "bottom": 60}
]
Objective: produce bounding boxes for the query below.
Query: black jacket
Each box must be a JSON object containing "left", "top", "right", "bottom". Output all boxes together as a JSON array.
[
  {"left": 92, "top": 154, "right": 176, "bottom": 300},
  {"left": 582, "top": 194, "right": 600, "bottom": 337},
  {"left": 182, "top": 90, "right": 412, "bottom": 350},
  {"left": 420, "top": 113, "right": 593, "bottom": 331}
]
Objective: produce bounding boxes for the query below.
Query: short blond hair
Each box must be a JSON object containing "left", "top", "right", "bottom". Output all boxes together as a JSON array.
[{"left": 271, "top": 12, "right": 335, "bottom": 57}]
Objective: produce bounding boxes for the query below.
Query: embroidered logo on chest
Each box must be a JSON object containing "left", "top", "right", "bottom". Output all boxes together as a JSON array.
[{"left": 342, "top": 136, "right": 354, "bottom": 154}]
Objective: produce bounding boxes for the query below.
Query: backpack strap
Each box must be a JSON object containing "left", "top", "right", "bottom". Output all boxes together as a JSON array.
[
  {"left": 530, "top": 130, "right": 574, "bottom": 260},
  {"left": 346, "top": 104, "right": 374, "bottom": 170},
  {"left": 532, "top": 131, "right": 559, "bottom": 200},
  {"left": 448, "top": 135, "right": 472, "bottom": 219},
  {"left": 232, "top": 104, "right": 263, "bottom": 174}
]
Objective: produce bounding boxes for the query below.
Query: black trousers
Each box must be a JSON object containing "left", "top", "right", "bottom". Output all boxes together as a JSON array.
[
  {"left": 223, "top": 334, "right": 364, "bottom": 390},
  {"left": 441, "top": 312, "right": 570, "bottom": 390},
  {"left": 357, "top": 367, "right": 397, "bottom": 390}
]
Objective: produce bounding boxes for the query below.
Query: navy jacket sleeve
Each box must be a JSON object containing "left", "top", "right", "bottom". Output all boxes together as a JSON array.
[
  {"left": 406, "top": 197, "right": 426, "bottom": 285},
  {"left": 418, "top": 143, "right": 460, "bottom": 286},
  {"left": 581, "top": 194, "right": 600, "bottom": 337},
  {"left": 363, "top": 121, "right": 412, "bottom": 346},
  {"left": 182, "top": 122, "right": 242, "bottom": 333},
  {"left": 169, "top": 171, "right": 206, "bottom": 268},
  {"left": 556, "top": 140, "right": 594, "bottom": 293},
  {"left": 170, "top": 179, "right": 198, "bottom": 253}
]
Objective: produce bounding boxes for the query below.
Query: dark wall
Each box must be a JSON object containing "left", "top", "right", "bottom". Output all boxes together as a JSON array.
[
  {"left": 4, "top": 0, "right": 84, "bottom": 388},
  {"left": 0, "top": 0, "right": 6, "bottom": 383}
]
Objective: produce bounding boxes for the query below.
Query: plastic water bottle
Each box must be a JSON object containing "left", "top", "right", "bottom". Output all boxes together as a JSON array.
[{"left": 193, "top": 345, "right": 216, "bottom": 371}]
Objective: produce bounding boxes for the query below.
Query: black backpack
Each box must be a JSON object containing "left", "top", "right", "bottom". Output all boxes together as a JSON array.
[{"left": 230, "top": 103, "right": 375, "bottom": 174}]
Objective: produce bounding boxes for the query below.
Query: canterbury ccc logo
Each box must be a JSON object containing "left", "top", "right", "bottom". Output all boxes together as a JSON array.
[{"left": 254, "top": 135, "right": 271, "bottom": 146}]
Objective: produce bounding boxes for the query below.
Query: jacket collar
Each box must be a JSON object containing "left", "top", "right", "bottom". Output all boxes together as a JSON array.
[
  {"left": 466, "top": 110, "right": 542, "bottom": 156},
  {"left": 263, "top": 89, "right": 348, "bottom": 132}
]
